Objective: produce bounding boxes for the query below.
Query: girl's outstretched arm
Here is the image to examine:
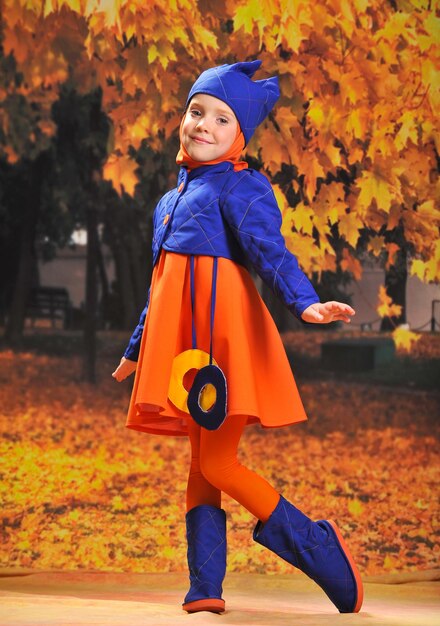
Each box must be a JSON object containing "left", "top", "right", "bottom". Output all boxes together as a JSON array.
[
  {"left": 112, "top": 357, "right": 137, "bottom": 382},
  {"left": 301, "top": 301, "right": 355, "bottom": 324}
]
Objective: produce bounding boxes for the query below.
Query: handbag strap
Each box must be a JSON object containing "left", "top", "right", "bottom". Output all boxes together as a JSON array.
[
  {"left": 190, "top": 255, "right": 197, "bottom": 349},
  {"left": 209, "top": 257, "right": 218, "bottom": 365},
  {"left": 190, "top": 255, "right": 218, "bottom": 365}
]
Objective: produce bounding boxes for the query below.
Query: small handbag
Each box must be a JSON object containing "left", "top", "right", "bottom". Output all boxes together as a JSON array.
[{"left": 169, "top": 255, "right": 227, "bottom": 430}]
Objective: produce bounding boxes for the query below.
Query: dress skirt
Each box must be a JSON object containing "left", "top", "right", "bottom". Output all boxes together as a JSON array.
[{"left": 126, "top": 250, "right": 308, "bottom": 436}]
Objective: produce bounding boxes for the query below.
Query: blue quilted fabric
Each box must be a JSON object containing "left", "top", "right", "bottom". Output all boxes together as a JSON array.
[
  {"left": 186, "top": 60, "right": 279, "bottom": 145},
  {"left": 183, "top": 505, "right": 227, "bottom": 605},
  {"left": 123, "top": 162, "right": 319, "bottom": 361},
  {"left": 253, "top": 495, "right": 361, "bottom": 613},
  {"left": 157, "top": 164, "right": 246, "bottom": 266}
]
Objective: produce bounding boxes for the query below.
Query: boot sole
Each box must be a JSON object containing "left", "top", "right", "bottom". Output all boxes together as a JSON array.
[
  {"left": 327, "top": 519, "right": 364, "bottom": 613},
  {"left": 182, "top": 598, "right": 225, "bottom": 613}
]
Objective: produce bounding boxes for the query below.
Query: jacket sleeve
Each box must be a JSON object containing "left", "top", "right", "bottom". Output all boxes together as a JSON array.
[
  {"left": 123, "top": 288, "right": 150, "bottom": 361},
  {"left": 221, "top": 170, "right": 320, "bottom": 320}
]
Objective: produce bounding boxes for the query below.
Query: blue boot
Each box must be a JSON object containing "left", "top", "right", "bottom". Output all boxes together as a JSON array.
[
  {"left": 182, "top": 505, "right": 226, "bottom": 613},
  {"left": 253, "top": 495, "right": 363, "bottom": 613}
]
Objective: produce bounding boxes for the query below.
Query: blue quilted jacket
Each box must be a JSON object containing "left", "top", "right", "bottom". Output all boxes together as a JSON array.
[{"left": 124, "top": 161, "right": 319, "bottom": 360}]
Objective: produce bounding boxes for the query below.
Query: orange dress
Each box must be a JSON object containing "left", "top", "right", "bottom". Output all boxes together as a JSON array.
[{"left": 126, "top": 250, "right": 308, "bottom": 436}]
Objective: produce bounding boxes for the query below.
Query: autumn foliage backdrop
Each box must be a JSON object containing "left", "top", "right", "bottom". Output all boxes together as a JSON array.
[{"left": 0, "top": 0, "right": 439, "bottom": 578}]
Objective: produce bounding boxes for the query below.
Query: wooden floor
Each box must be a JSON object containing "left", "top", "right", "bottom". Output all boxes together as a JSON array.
[{"left": 1, "top": 569, "right": 439, "bottom": 626}]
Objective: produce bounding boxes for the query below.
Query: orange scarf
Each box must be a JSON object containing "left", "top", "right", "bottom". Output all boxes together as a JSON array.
[{"left": 175, "top": 117, "right": 248, "bottom": 172}]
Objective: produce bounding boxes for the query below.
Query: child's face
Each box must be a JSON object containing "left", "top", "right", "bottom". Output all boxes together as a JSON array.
[{"left": 181, "top": 93, "right": 239, "bottom": 162}]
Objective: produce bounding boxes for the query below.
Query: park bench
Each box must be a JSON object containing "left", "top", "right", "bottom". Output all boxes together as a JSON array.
[
  {"left": 321, "top": 337, "right": 396, "bottom": 372},
  {"left": 26, "top": 286, "right": 73, "bottom": 329}
]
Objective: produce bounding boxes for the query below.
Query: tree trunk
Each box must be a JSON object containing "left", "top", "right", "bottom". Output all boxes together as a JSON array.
[
  {"left": 128, "top": 223, "right": 151, "bottom": 324},
  {"left": 96, "top": 239, "right": 109, "bottom": 303},
  {"left": 117, "top": 234, "right": 138, "bottom": 329},
  {"left": 4, "top": 159, "right": 43, "bottom": 345},
  {"left": 380, "top": 245, "right": 408, "bottom": 331},
  {"left": 104, "top": 205, "right": 138, "bottom": 329},
  {"left": 83, "top": 203, "right": 99, "bottom": 383}
]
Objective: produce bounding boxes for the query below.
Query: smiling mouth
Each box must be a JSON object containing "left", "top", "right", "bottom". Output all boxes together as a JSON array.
[{"left": 191, "top": 136, "right": 213, "bottom": 145}]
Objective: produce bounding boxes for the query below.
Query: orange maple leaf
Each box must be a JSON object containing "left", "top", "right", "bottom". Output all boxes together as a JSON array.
[
  {"left": 367, "top": 235, "right": 385, "bottom": 257},
  {"left": 103, "top": 153, "right": 139, "bottom": 196},
  {"left": 392, "top": 327, "right": 421, "bottom": 353},
  {"left": 341, "top": 248, "right": 362, "bottom": 280},
  {"left": 385, "top": 243, "right": 400, "bottom": 269},
  {"left": 377, "top": 285, "right": 402, "bottom": 319}
]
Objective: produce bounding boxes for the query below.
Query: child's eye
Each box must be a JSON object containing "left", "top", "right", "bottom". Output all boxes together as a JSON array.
[
  {"left": 218, "top": 117, "right": 228, "bottom": 125},
  {"left": 190, "top": 109, "right": 201, "bottom": 117}
]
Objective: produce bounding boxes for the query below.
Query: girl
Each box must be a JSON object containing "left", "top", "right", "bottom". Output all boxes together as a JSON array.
[{"left": 112, "top": 60, "right": 363, "bottom": 616}]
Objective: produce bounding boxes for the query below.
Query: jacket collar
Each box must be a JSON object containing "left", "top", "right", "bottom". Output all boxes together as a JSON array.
[{"left": 182, "top": 161, "right": 234, "bottom": 182}]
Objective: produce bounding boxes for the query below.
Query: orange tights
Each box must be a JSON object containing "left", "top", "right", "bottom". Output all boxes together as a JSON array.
[{"left": 186, "top": 415, "right": 280, "bottom": 523}]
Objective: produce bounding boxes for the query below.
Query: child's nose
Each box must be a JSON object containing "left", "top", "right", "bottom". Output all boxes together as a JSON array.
[{"left": 195, "top": 117, "right": 210, "bottom": 131}]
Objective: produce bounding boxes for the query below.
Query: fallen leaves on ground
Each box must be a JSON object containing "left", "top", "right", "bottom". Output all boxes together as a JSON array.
[
  {"left": 0, "top": 334, "right": 438, "bottom": 577},
  {"left": 282, "top": 329, "right": 440, "bottom": 360}
]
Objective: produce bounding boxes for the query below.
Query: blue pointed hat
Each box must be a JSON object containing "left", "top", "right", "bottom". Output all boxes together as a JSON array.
[{"left": 185, "top": 60, "right": 280, "bottom": 145}]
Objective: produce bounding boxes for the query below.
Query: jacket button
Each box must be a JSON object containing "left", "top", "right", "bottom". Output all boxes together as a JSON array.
[
  {"left": 163, "top": 214, "right": 170, "bottom": 225},
  {"left": 178, "top": 182, "right": 184, "bottom": 192}
]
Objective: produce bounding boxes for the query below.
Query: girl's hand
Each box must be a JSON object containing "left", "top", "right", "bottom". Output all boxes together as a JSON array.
[
  {"left": 301, "top": 301, "right": 355, "bottom": 324},
  {"left": 112, "top": 357, "right": 137, "bottom": 382}
]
